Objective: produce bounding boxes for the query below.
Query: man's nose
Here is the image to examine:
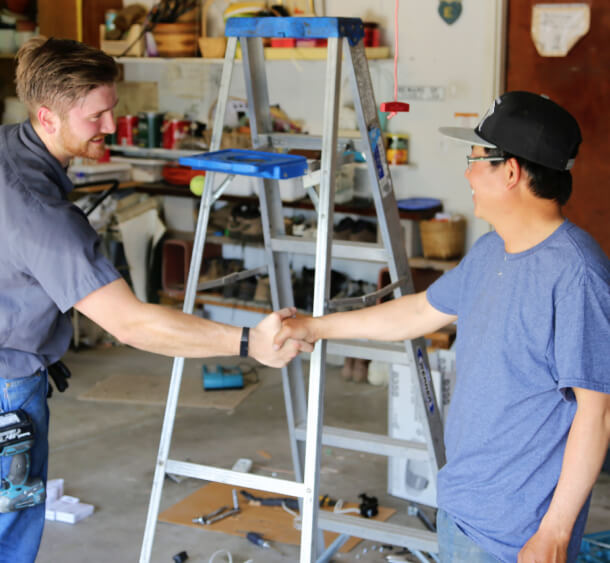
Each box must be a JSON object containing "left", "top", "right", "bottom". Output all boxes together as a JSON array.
[{"left": 102, "top": 112, "right": 116, "bottom": 135}]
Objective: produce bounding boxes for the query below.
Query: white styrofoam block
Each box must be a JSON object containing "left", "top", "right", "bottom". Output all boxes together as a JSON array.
[
  {"left": 46, "top": 478, "right": 64, "bottom": 504},
  {"left": 48, "top": 496, "right": 94, "bottom": 524}
]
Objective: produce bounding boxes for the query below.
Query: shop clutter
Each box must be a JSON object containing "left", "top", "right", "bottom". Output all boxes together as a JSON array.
[{"left": 0, "top": 0, "right": 36, "bottom": 55}]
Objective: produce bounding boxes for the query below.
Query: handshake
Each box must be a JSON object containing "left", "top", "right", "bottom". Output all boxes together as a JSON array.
[{"left": 248, "top": 307, "right": 318, "bottom": 368}]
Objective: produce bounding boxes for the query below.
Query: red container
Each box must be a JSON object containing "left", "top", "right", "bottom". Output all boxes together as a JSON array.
[
  {"left": 116, "top": 115, "right": 138, "bottom": 146},
  {"left": 363, "top": 22, "right": 380, "bottom": 47},
  {"left": 162, "top": 119, "right": 191, "bottom": 150}
]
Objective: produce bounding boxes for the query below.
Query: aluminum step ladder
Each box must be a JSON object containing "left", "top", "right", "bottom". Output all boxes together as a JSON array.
[{"left": 140, "top": 17, "right": 444, "bottom": 563}]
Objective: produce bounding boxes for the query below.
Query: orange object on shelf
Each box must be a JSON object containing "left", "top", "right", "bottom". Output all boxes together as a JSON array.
[{"left": 162, "top": 165, "right": 204, "bottom": 186}]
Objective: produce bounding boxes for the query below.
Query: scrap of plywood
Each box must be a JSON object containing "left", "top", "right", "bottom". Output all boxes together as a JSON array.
[
  {"left": 115, "top": 81, "right": 159, "bottom": 115},
  {"left": 78, "top": 373, "right": 260, "bottom": 411},
  {"left": 159, "top": 481, "right": 396, "bottom": 553}
]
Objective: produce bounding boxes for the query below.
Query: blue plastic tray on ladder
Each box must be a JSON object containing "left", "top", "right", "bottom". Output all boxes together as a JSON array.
[
  {"left": 225, "top": 16, "right": 364, "bottom": 46},
  {"left": 180, "top": 149, "right": 308, "bottom": 180}
]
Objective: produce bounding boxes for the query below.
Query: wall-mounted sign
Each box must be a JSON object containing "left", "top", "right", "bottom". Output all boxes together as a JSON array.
[
  {"left": 438, "top": 0, "right": 462, "bottom": 25},
  {"left": 531, "top": 3, "right": 590, "bottom": 57}
]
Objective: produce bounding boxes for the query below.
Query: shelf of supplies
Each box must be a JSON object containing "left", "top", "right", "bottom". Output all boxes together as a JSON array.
[
  {"left": 236, "top": 45, "right": 390, "bottom": 60},
  {"left": 409, "top": 256, "right": 460, "bottom": 271},
  {"left": 116, "top": 46, "right": 390, "bottom": 64},
  {"left": 107, "top": 145, "right": 202, "bottom": 160}
]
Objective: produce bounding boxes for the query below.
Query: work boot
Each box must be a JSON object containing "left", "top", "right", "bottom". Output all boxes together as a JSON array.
[
  {"left": 228, "top": 202, "right": 263, "bottom": 242},
  {"left": 350, "top": 219, "right": 377, "bottom": 243},
  {"left": 352, "top": 358, "right": 371, "bottom": 383},
  {"left": 208, "top": 203, "right": 234, "bottom": 235},
  {"left": 222, "top": 259, "right": 244, "bottom": 299},
  {"left": 198, "top": 258, "right": 225, "bottom": 292},
  {"left": 254, "top": 276, "right": 271, "bottom": 305},
  {"left": 341, "top": 357, "right": 355, "bottom": 380},
  {"left": 333, "top": 217, "right": 356, "bottom": 240}
]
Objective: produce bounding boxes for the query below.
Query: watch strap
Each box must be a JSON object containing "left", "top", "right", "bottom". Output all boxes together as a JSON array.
[{"left": 239, "top": 327, "right": 249, "bottom": 358}]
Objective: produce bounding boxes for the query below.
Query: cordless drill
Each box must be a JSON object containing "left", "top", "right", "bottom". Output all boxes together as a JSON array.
[{"left": 0, "top": 410, "right": 46, "bottom": 513}]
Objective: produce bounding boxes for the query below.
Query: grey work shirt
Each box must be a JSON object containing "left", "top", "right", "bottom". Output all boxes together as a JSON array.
[{"left": 0, "top": 120, "right": 120, "bottom": 379}]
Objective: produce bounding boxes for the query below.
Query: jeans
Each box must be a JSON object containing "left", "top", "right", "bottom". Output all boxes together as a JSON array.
[
  {"left": 0, "top": 370, "right": 49, "bottom": 563},
  {"left": 438, "top": 509, "right": 501, "bottom": 563}
]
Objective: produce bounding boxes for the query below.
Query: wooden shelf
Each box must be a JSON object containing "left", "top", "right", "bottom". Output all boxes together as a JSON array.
[{"left": 117, "top": 46, "right": 390, "bottom": 64}]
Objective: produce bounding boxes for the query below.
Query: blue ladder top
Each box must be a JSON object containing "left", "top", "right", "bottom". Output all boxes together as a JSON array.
[
  {"left": 180, "top": 149, "right": 308, "bottom": 180},
  {"left": 225, "top": 17, "right": 364, "bottom": 46}
]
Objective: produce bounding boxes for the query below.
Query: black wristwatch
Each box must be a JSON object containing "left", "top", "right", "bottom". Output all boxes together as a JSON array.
[{"left": 239, "top": 327, "right": 250, "bottom": 358}]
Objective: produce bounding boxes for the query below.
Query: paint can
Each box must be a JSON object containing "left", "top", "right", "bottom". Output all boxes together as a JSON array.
[
  {"left": 162, "top": 118, "right": 191, "bottom": 149},
  {"left": 116, "top": 115, "right": 138, "bottom": 146},
  {"left": 386, "top": 134, "right": 409, "bottom": 165},
  {"left": 137, "top": 111, "right": 165, "bottom": 148}
]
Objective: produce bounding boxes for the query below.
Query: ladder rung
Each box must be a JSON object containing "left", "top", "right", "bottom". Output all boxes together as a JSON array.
[
  {"left": 294, "top": 425, "right": 427, "bottom": 459},
  {"left": 317, "top": 512, "right": 438, "bottom": 553},
  {"left": 165, "top": 460, "right": 305, "bottom": 498},
  {"left": 271, "top": 236, "right": 388, "bottom": 263},
  {"left": 266, "top": 132, "right": 366, "bottom": 153},
  {"left": 327, "top": 339, "right": 411, "bottom": 364}
]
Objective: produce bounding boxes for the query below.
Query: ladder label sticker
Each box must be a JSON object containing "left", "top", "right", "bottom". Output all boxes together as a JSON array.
[
  {"left": 416, "top": 347, "right": 435, "bottom": 414},
  {"left": 368, "top": 126, "right": 385, "bottom": 180}
]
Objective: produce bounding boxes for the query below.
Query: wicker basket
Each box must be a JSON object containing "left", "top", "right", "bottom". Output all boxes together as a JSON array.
[
  {"left": 203, "top": 129, "right": 251, "bottom": 150},
  {"left": 419, "top": 216, "right": 466, "bottom": 259}
]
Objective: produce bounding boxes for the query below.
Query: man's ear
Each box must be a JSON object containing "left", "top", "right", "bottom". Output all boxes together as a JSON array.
[
  {"left": 37, "top": 106, "right": 59, "bottom": 134},
  {"left": 504, "top": 157, "right": 521, "bottom": 191}
]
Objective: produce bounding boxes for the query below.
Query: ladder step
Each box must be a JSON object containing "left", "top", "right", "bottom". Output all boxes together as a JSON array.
[
  {"left": 180, "top": 149, "right": 307, "bottom": 179},
  {"left": 317, "top": 512, "right": 438, "bottom": 553},
  {"left": 165, "top": 459, "right": 305, "bottom": 498},
  {"left": 271, "top": 236, "right": 388, "bottom": 263},
  {"left": 226, "top": 17, "right": 364, "bottom": 44},
  {"left": 327, "top": 339, "right": 411, "bottom": 364},
  {"left": 294, "top": 425, "right": 427, "bottom": 459},
  {"left": 267, "top": 132, "right": 366, "bottom": 153}
]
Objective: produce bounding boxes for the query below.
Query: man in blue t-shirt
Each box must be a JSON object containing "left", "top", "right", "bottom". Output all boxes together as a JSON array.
[
  {"left": 0, "top": 38, "right": 310, "bottom": 562},
  {"left": 275, "top": 91, "right": 610, "bottom": 562}
]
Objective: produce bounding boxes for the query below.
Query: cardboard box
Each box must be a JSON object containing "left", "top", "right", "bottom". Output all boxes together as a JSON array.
[{"left": 387, "top": 350, "right": 455, "bottom": 507}]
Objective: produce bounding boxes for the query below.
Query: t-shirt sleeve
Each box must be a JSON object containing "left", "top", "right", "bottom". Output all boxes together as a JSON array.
[
  {"left": 16, "top": 201, "right": 120, "bottom": 313},
  {"left": 554, "top": 267, "right": 610, "bottom": 398},
  {"left": 426, "top": 260, "right": 465, "bottom": 316}
]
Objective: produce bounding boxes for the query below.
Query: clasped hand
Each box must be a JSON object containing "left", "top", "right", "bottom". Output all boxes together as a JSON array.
[{"left": 251, "top": 308, "right": 313, "bottom": 368}]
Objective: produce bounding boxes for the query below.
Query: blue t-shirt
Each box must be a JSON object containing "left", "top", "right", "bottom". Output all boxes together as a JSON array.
[
  {"left": 427, "top": 220, "right": 610, "bottom": 563},
  {"left": 0, "top": 121, "right": 120, "bottom": 378}
]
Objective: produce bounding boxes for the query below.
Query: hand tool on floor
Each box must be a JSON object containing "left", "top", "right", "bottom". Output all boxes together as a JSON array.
[
  {"left": 239, "top": 489, "right": 299, "bottom": 511},
  {"left": 192, "top": 488, "right": 240, "bottom": 525},
  {"left": 0, "top": 410, "right": 46, "bottom": 512},
  {"left": 246, "top": 531, "right": 281, "bottom": 554}
]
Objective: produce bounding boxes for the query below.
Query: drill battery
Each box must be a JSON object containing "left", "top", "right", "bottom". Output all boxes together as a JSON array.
[{"left": 0, "top": 410, "right": 46, "bottom": 512}]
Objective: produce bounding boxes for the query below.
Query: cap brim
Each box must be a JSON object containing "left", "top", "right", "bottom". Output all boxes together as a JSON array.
[{"left": 438, "top": 126, "right": 497, "bottom": 149}]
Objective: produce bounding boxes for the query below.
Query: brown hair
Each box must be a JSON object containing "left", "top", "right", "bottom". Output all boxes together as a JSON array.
[{"left": 15, "top": 36, "right": 119, "bottom": 118}]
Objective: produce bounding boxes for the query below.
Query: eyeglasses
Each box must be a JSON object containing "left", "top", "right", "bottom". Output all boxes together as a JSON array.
[{"left": 466, "top": 155, "right": 506, "bottom": 169}]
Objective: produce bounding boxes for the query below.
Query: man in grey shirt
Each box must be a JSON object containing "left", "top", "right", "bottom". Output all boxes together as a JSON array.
[{"left": 0, "top": 37, "right": 309, "bottom": 562}]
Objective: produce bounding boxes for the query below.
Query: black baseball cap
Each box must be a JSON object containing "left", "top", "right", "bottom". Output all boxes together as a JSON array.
[{"left": 439, "top": 91, "right": 582, "bottom": 171}]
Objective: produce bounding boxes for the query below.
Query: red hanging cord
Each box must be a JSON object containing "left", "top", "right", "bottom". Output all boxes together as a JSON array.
[{"left": 379, "top": 0, "right": 410, "bottom": 118}]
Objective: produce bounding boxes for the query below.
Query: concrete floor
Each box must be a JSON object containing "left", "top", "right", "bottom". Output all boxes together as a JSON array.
[{"left": 37, "top": 345, "right": 610, "bottom": 563}]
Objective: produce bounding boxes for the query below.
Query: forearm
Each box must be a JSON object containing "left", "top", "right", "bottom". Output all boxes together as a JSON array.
[
  {"left": 114, "top": 302, "right": 241, "bottom": 358},
  {"left": 308, "top": 291, "right": 455, "bottom": 342},
  {"left": 538, "top": 393, "right": 610, "bottom": 540}
]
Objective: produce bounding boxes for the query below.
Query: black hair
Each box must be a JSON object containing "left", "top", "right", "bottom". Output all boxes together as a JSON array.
[{"left": 484, "top": 148, "right": 572, "bottom": 206}]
